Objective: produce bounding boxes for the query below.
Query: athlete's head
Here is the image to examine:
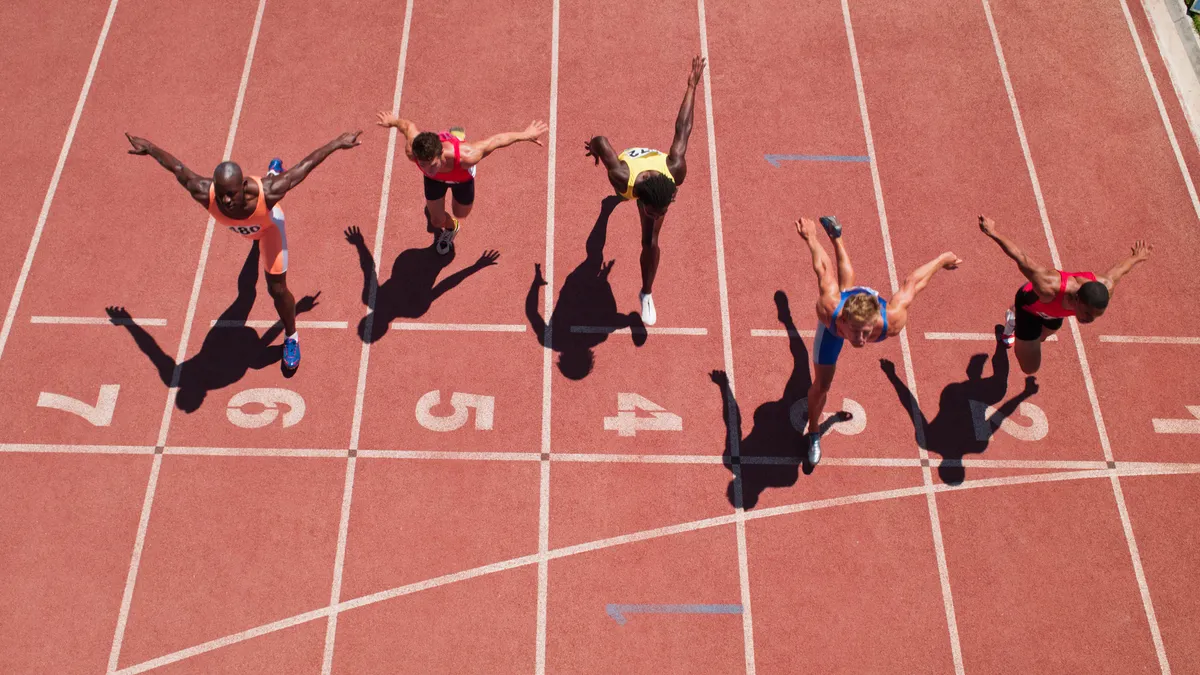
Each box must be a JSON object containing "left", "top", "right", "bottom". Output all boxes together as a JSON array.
[
  {"left": 212, "top": 161, "right": 245, "bottom": 210},
  {"left": 841, "top": 293, "right": 882, "bottom": 347},
  {"left": 412, "top": 132, "right": 445, "bottom": 173},
  {"left": 1075, "top": 281, "right": 1109, "bottom": 323},
  {"left": 634, "top": 172, "right": 677, "bottom": 219}
]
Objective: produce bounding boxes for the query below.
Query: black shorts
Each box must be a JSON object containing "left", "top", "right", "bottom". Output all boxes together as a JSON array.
[
  {"left": 423, "top": 175, "right": 475, "bottom": 205},
  {"left": 1014, "top": 287, "right": 1063, "bottom": 341}
]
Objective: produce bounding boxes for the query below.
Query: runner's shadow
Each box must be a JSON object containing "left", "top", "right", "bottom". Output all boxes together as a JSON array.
[
  {"left": 712, "top": 291, "right": 846, "bottom": 509},
  {"left": 526, "top": 196, "right": 645, "bottom": 380},
  {"left": 106, "top": 241, "right": 320, "bottom": 413},
  {"left": 881, "top": 327, "right": 1039, "bottom": 485},
  {"left": 345, "top": 225, "right": 499, "bottom": 344}
]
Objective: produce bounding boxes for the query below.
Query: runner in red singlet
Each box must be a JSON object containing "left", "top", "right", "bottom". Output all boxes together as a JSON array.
[
  {"left": 979, "top": 216, "right": 1152, "bottom": 374},
  {"left": 376, "top": 112, "right": 548, "bottom": 255}
]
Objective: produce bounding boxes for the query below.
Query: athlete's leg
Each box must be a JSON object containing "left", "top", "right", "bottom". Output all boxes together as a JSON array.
[
  {"left": 450, "top": 179, "right": 474, "bottom": 219},
  {"left": 1012, "top": 313, "right": 1058, "bottom": 375},
  {"left": 260, "top": 208, "right": 299, "bottom": 369},
  {"left": 424, "top": 176, "right": 451, "bottom": 230},
  {"left": 806, "top": 322, "right": 844, "bottom": 466},
  {"left": 820, "top": 216, "right": 855, "bottom": 289},
  {"left": 638, "top": 208, "right": 664, "bottom": 325}
]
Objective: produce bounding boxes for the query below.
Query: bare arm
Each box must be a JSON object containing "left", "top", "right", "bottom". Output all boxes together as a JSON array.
[
  {"left": 585, "top": 136, "right": 627, "bottom": 193},
  {"left": 977, "top": 216, "right": 1059, "bottom": 300},
  {"left": 125, "top": 133, "right": 210, "bottom": 205},
  {"left": 263, "top": 131, "right": 361, "bottom": 206},
  {"left": 460, "top": 121, "right": 548, "bottom": 166},
  {"left": 1098, "top": 240, "right": 1152, "bottom": 296},
  {"left": 666, "top": 55, "right": 706, "bottom": 184},
  {"left": 887, "top": 252, "right": 961, "bottom": 335},
  {"left": 376, "top": 112, "right": 420, "bottom": 161},
  {"left": 795, "top": 217, "right": 841, "bottom": 323}
]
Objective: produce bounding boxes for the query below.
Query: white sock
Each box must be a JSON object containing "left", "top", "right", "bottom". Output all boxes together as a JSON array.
[{"left": 287, "top": 330, "right": 299, "bottom": 343}]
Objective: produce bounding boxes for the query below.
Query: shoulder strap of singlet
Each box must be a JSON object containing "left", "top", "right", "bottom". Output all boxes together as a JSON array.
[
  {"left": 876, "top": 296, "right": 889, "bottom": 342},
  {"left": 444, "top": 132, "right": 462, "bottom": 169},
  {"left": 207, "top": 177, "right": 267, "bottom": 219}
]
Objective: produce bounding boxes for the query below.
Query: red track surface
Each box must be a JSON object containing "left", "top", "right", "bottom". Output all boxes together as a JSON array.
[{"left": 2, "top": 0, "right": 1199, "bottom": 672}]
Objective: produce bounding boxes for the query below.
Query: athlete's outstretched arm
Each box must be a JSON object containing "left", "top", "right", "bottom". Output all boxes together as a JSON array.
[
  {"left": 977, "top": 216, "right": 1059, "bottom": 299},
  {"left": 376, "top": 112, "right": 420, "bottom": 160},
  {"left": 585, "top": 136, "right": 627, "bottom": 193},
  {"left": 461, "top": 121, "right": 548, "bottom": 166},
  {"left": 1099, "top": 240, "right": 1152, "bottom": 296},
  {"left": 887, "top": 252, "right": 961, "bottom": 336},
  {"left": 666, "top": 55, "right": 706, "bottom": 185},
  {"left": 264, "top": 131, "right": 361, "bottom": 206},
  {"left": 125, "top": 133, "right": 210, "bottom": 205},
  {"left": 795, "top": 217, "right": 841, "bottom": 324}
]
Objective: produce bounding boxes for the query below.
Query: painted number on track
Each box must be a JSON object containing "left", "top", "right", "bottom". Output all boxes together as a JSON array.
[
  {"left": 226, "top": 388, "right": 306, "bottom": 429},
  {"left": 37, "top": 384, "right": 120, "bottom": 427},
  {"left": 969, "top": 400, "right": 1048, "bottom": 441},
  {"left": 415, "top": 391, "right": 495, "bottom": 432},
  {"left": 603, "top": 393, "right": 682, "bottom": 437}
]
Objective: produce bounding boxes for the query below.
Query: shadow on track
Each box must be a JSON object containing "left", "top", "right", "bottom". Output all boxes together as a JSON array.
[{"left": 107, "top": 241, "right": 319, "bottom": 413}]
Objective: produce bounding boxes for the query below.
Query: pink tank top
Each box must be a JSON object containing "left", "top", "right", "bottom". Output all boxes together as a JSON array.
[
  {"left": 1020, "top": 271, "right": 1097, "bottom": 319},
  {"left": 414, "top": 132, "right": 476, "bottom": 184},
  {"left": 208, "top": 176, "right": 274, "bottom": 239}
]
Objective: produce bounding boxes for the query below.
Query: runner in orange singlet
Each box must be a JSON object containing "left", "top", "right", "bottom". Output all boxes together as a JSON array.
[{"left": 125, "top": 130, "right": 362, "bottom": 372}]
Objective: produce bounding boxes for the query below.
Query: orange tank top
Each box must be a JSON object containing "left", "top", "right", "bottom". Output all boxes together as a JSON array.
[{"left": 208, "top": 176, "right": 275, "bottom": 239}]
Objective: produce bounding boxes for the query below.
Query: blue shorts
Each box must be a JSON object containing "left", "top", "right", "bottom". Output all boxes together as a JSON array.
[{"left": 813, "top": 322, "right": 845, "bottom": 366}]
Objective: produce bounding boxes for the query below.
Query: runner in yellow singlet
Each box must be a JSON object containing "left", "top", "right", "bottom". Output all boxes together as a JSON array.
[{"left": 584, "top": 55, "right": 706, "bottom": 325}]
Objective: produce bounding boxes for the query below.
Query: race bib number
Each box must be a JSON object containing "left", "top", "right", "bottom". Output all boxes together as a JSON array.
[
  {"left": 623, "top": 147, "right": 659, "bottom": 159},
  {"left": 228, "top": 224, "right": 261, "bottom": 236}
]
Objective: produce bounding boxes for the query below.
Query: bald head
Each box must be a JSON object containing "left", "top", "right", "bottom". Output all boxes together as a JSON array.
[{"left": 214, "top": 161, "right": 243, "bottom": 188}]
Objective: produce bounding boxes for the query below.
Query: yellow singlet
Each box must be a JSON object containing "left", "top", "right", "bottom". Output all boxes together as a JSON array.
[{"left": 616, "top": 147, "right": 675, "bottom": 200}]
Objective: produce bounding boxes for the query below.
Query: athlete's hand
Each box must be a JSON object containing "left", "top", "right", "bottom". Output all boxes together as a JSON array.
[
  {"left": 125, "top": 133, "right": 152, "bottom": 155},
  {"left": 977, "top": 215, "right": 997, "bottom": 237},
  {"left": 688, "top": 55, "right": 707, "bottom": 87},
  {"left": 1131, "top": 239, "right": 1152, "bottom": 262},
  {"left": 523, "top": 121, "right": 549, "bottom": 146},
  {"left": 335, "top": 131, "right": 362, "bottom": 150},
  {"left": 584, "top": 140, "right": 599, "bottom": 165},
  {"left": 375, "top": 111, "right": 399, "bottom": 128},
  {"left": 941, "top": 252, "right": 963, "bottom": 270},
  {"left": 795, "top": 217, "right": 818, "bottom": 241}
]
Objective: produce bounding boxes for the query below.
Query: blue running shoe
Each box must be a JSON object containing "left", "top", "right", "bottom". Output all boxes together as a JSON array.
[
  {"left": 268, "top": 158, "right": 284, "bottom": 175},
  {"left": 283, "top": 336, "right": 300, "bottom": 370},
  {"left": 819, "top": 216, "right": 842, "bottom": 239}
]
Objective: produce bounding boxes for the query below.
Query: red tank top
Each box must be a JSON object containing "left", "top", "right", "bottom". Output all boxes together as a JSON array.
[
  {"left": 1020, "top": 271, "right": 1097, "bottom": 319},
  {"left": 414, "top": 132, "right": 476, "bottom": 184}
]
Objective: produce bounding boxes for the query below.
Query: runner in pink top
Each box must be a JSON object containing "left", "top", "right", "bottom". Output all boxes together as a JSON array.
[
  {"left": 125, "top": 130, "right": 362, "bottom": 372},
  {"left": 978, "top": 215, "right": 1152, "bottom": 374},
  {"left": 376, "top": 112, "right": 548, "bottom": 255}
]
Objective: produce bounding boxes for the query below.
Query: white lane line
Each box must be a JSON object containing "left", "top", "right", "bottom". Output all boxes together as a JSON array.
[
  {"left": 750, "top": 328, "right": 815, "bottom": 338},
  {"left": 31, "top": 316, "right": 167, "bottom": 327},
  {"left": 0, "top": 0, "right": 121, "bottom": 363},
  {"left": 0, "top": 443, "right": 154, "bottom": 455},
  {"left": 840, "top": 0, "right": 961, "bottom": 669},
  {"left": 1117, "top": 0, "right": 1200, "bottom": 224},
  {"left": 925, "top": 331, "right": 1057, "bottom": 342},
  {"left": 1100, "top": 334, "right": 1200, "bottom": 344},
  {"left": 552, "top": 453, "right": 725, "bottom": 464},
  {"left": 211, "top": 319, "right": 347, "bottom": 329},
  {"left": 980, "top": 0, "right": 1168, "bottom": 671},
  {"left": 167, "top": 446, "right": 346, "bottom": 458},
  {"left": 357, "top": 450, "right": 542, "bottom": 461},
  {"left": 324, "top": 1, "right": 415, "bottom": 671},
  {"left": 569, "top": 325, "right": 708, "bottom": 335},
  {"left": 115, "top": 464, "right": 1175, "bottom": 673},
  {"left": 392, "top": 321, "right": 526, "bottom": 332},
  {"left": 108, "top": 2, "right": 268, "bottom": 672},
  {"left": 696, "top": 1, "right": 755, "bottom": 670},
  {"left": 535, "top": 0, "right": 560, "bottom": 671}
]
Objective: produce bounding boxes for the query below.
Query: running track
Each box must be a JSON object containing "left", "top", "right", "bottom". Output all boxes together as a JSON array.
[{"left": 2, "top": 0, "right": 1199, "bottom": 672}]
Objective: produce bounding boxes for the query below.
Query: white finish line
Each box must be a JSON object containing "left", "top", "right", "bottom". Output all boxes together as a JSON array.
[{"left": 32, "top": 315, "right": 167, "bottom": 327}]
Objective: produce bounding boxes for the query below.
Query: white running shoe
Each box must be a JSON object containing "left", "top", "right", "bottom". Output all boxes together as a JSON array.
[
  {"left": 436, "top": 218, "right": 460, "bottom": 255},
  {"left": 1001, "top": 308, "right": 1016, "bottom": 347},
  {"left": 806, "top": 432, "right": 822, "bottom": 466},
  {"left": 639, "top": 292, "right": 656, "bottom": 326}
]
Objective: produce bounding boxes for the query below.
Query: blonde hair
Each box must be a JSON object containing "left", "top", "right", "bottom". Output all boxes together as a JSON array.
[{"left": 842, "top": 293, "right": 881, "bottom": 325}]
